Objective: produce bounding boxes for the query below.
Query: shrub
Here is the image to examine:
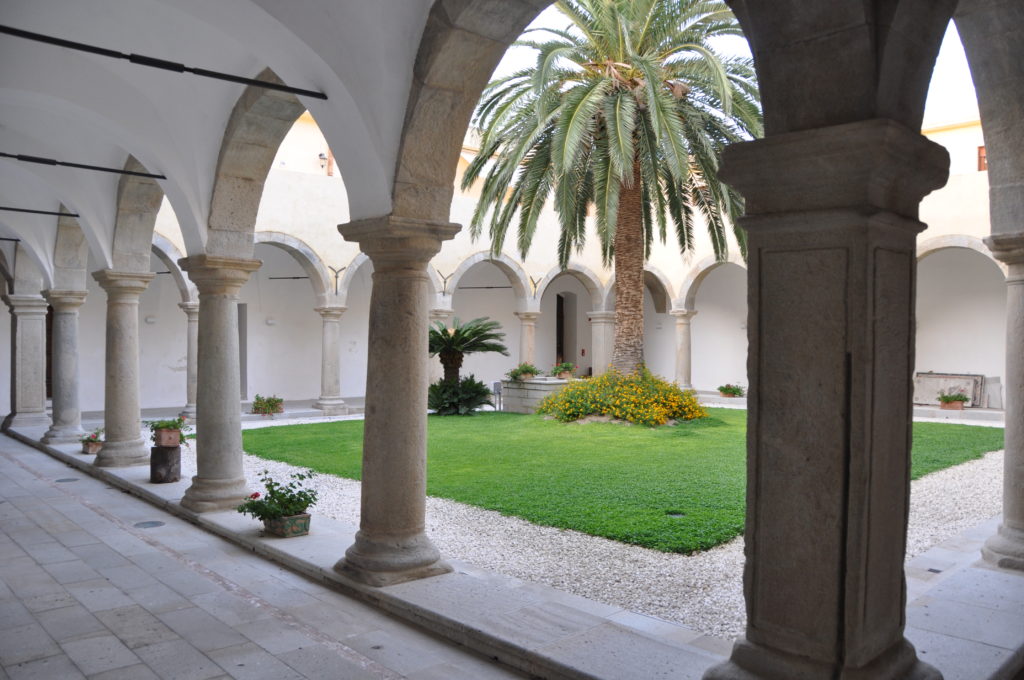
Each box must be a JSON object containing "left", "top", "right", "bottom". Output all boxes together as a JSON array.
[
  {"left": 937, "top": 389, "right": 969, "bottom": 403},
  {"left": 507, "top": 362, "right": 540, "bottom": 381},
  {"left": 428, "top": 376, "right": 493, "bottom": 415},
  {"left": 537, "top": 367, "right": 707, "bottom": 427},
  {"left": 253, "top": 394, "right": 284, "bottom": 415},
  {"left": 236, "top": 469, "right": 318, "bottom": 522},
  {"left": 718, "top": 383, "right": 744, "bottom": 397}
]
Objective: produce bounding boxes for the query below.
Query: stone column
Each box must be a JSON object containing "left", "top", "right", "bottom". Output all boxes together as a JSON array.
[
  {"left": 703, "top": 120, "right": 948, "bottom": 680},
  {"left": 982, "top": 233, "right": 1024, "bottom": 571},
  {"left": 588, "top": 311, "right": 615, "bottom": 375},
  {"left": 178, "top": 302, "right": 199, "bottom": 419},
  {"left": 335, "top": 215, "right": 458, "bottom": 586},
  {"left": 42, "top": 290, "right": 88, "bottom": 443},
  {"left": 514, "top": 311, "right": 539, "bottom": 365},
  {"left": 179, "top": 256, "right": 260, "bottom": 512},
  {"left": 670, "top": 310, "right": 697, "bottom": 389},
  {"left": 313, "top": 306, "right": 348, "bottom": 415},
  {"left": 92, "top": 271, "right": 155, "bottom": 467},
  {"left": 1, "top": 295, "right": 49, "bottom": 429}
]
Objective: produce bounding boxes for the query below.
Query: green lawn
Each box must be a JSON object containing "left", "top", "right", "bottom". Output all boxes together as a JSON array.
[{"left": 241, "top": 410, "right": 1003, "bottom": 554}]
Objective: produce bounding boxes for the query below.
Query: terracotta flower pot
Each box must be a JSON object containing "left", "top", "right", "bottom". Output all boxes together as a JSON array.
[
  {"left": 519, "top": 373, "right": 536, "bottom": 381},
  {"left": 82, "top": 441, "right": 103, "bottom": 455},
  {"left": 153, "top": 429, "right": 181, "bottom": 447},
  {"left": 719, "top": 391, "right": 736, "bottom": 398},
  {"left": 557, "top": 371, "right": 572, "bottom": 380},
  {"left": 939, "top": 401, "right": 965, "bottom": 410},
  {"left": 263, "top": 513, "right": 311, "bottom": 538}
]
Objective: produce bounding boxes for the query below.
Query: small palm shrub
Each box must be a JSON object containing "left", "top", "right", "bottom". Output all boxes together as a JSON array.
[
  {"left": 537, "top": 367, "right": 707, "bottom": 427},
  {"left": 428, "top": 376, "right": 493, "bottom": 415}
]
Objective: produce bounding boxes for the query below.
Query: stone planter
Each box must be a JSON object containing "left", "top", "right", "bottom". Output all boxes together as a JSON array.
[
  {"left": 502, "top": 377, "right": 571, "bottom": 414},
  {"left": 153, "top": 428, "right": 181, "bottom": 447},
  {"left": 939, "top": 401, "right": 965, "bottom": 410},
  {"left": 82, "top": 441, "right": 103, "bottom": 455},
  {"left": 150, "top": 446, "right": 181, "bottom": 483},
  {"left": 263, "top": 513, "right": 311, "bottom": 538}
]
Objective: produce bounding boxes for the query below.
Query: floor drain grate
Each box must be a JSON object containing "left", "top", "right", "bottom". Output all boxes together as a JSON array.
[
  {"left": 926, "top": 568, "right": 942, "bottom": 574},
  {"left": 133, "top": 521, "right": 165, "bottom": 529},
  {"left": 55, "top": 478, "right": 79, "bottom": 483}
]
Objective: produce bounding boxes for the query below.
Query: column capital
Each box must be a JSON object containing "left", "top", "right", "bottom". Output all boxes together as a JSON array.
[
  {"left": 315, "top": 306, "right": 347, "bottom": 320},
  {"left": 339, "top": 214, "right": 460, "bottom": 270},
  {"left": 722, "top": 118, "right": 949, "bottom": 219},
  {"left": 179, "top": 255, "right": 261, "bottom": 295},
  {"left": 588, "top": 311, "right": 616, "bottom": 323},
  {"left": 514, "top": 311, "right": 540, "bottom": 322},
  {"left": 669, "top": 309, "right": 697, "bottom": 320},
  {"left": 92, "top": 269, "right": 155, "bottom": 297},
  {"left": 178, "top": 301, "right": 199, "bottom": 317},
  {"left": 44, "top": 289, "right": 88, "bottom": 311},
  {"left": 985, "top": 232, "right": 1024, "bottom": 277},
  {"left": 429, "top": 308, "right": 454, "bottom": 323},
  {"left": 2, "top": 294, "right": 49, "bottom": 315}
]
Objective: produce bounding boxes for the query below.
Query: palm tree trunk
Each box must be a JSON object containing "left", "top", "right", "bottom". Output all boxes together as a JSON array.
[
  {"left": 440, "top": 351, "right": 463, "bottom": 383},
  {"left": 610, "top": 162, "right": 645, "bottom": 374}
]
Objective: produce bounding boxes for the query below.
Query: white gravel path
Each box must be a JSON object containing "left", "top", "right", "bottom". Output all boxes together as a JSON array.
[{"left": 182, "top": 435, "right": 1003, "bottom": 640}]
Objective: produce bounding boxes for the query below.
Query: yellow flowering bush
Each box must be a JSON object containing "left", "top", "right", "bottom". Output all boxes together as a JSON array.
[{"left": 537, "top": 367, "right": 707, "bottom": 426}]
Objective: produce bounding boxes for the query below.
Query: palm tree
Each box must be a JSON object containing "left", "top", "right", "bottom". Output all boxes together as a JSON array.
[
  {"left": 462, "top": 0, "right": 761, "bottom": 374},
  {"left": 429, "top": 317, "right": 509, "bottom": 383}
]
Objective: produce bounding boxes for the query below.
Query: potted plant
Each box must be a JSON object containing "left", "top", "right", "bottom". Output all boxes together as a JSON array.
[
  {"left": 80, "top": 428, "right": 104, "bottom": 455},
  {"left": 252, "top": 394, "right": 285, "bottom": 416},
  {"left": 507, "top": 362, "right": 540, "bottom": 381},
  {"left": 718, "top": 384, "right": 745, "bottom": 398},
  {"left": 551, "top": 362, "right": 576, "bottom": 380},
  {"left": 147, "top": 416, "right": 191, "bottom": 447},
  {"left": 937, "top": 389, "right": 969, "bottom": 410},
  {"left": 236, "top": 469, "right": 319, "bottom": 537}
]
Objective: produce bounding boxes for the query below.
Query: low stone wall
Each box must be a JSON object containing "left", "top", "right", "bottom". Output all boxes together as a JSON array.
[{"left": 501, "top": 377, "right": 570, "bottom": 414}]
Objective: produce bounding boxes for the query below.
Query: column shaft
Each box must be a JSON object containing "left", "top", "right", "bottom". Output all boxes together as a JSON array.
[
  {"left": 982, "top": 233, "right": 1024, "bottom": 570},
  {"left": 2, "top": 295, "right": 50, "bottom": 429},
  {"left": 179, "top": 256, "right": 260, "bottom": 512},
  {"left": 514, "top": 312, "right": 539, "bottom": 366},
  {"left": 179, "top": 302, "right": 199, "bottom": 419},
  {"left": 670, "top": 310, "right": 697, "bottom": 389},
  {"left": 313, "top": 306, "right": 347, "bottom": 415},
  {"left": 703, "top": 120, "right": 948, "bottom": 680},
  {"left": 92, "top": 271, "right": 154, "bottom": 466},
  {"left": 335, "top": 215, "right": 458, "bottom": 586},
  {"left": 42, "top": 291, "right": 88, "bottom": 443},
  {"left": 588, "top": 311, "right": 615, "bottom": 375}
]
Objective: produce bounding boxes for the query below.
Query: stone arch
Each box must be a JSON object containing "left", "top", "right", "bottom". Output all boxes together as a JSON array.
[
  {"left": 391, "top": 0, "right": 549, "bottom": 221},
  {"left": 335, "top": 253, "right": 370, "bottom": 308},
  {"left": 206, "top": 68, "right": 307, "bottom": 259},
  {"left": 679, "top": 252, "right": 748, "bottom": 311},
  {"left": 534, "top": 263, "right": 605, "bottom": 312},
  {"left": 113, "top": 156, "right": 164, "bottom": 274},
  {"left": 150, "top": 235, "right": 197, "bottom": 303},
  {"left": 446, "top": 251, "right": 531, "bottom": 312},
  {"left": 52, "top": 213, "right": 90, "bottom": 292},
  {"left": 254, "top": 232, "right": 333, "bottom": 307},
  {"left": 602, "top": 266, "right": 674, "bottom": 314},
  {"left": 917, "top": 234, "right": 1007, "bottom": 278}
]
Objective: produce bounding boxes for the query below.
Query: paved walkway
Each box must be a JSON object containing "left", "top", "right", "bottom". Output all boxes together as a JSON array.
[{"left": 0, "top": 436, "right": 523, "bottom": 680}]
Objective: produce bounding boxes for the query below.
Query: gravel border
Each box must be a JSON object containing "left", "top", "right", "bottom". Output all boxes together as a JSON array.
[{"left": 182, "top": 436, "right": 1003, "bottom": 640}]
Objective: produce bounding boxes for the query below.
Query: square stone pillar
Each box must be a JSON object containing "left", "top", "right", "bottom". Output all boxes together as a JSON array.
[
  {"left": 704, "top": 119, "right": 949, "bottom": 680},
  {"left": 42, "top": 290, "right": 88, "bottom": 443},
  {"left": 335, "top": 214, "right": 458, "bottom": 586},
  {"left": 1, "top": 294, "right": 50, "bottom": 429}
]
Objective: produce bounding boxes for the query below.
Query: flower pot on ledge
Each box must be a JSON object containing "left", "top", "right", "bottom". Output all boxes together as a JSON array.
[
  {"left": 557, "top": 371, "right": 572, "bottom": 380},
  {"left": 82, "top": 441, "right": 103, "bottom": 455},
  {"left": 939, "top": 401, "right": 965, "bottom": 411},
  {"left": 263, "top": 514, "right": 311, "bottom": 538},
  {"left": 719, "top": 391, "right": 735, "bottom": 398},
  {"left": 153, "top": 429, "right": 181, "bottom": 447}
]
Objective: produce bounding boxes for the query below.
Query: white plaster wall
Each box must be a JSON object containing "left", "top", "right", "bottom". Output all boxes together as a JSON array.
[
  {"left": 138, "top": 254, "right": 189, "bottom": 408},
  {"left": 691, "top": 264, "right": 748, "bottom": 391},
  {"left": 915, "top": 248, "right": 1006, "bottom": 386},
  {"left": 449, "top": 263, "right": 520, "bottom": 385},
  {"left": 0, "top": 304, "right": 10, "bottom": 415},
  {"left": 340, "top": 261, "right": 371, "bottom": 399},
  {"left": 78, "top": 261, "right": 107, "bottom": 413},
  {"left": 642, "top": 291, "right": 675, "bottom": 381},
  {"left": 239, "top": 244, "right": 322, "bottom": 402},
  {"left": 537, "top": 276, "right": 594, "bottom": 376}
]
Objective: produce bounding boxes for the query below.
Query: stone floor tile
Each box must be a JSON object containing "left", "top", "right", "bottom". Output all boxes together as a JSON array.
[
  {"left": 906, "top": 626, "right": 1015, "bottom": 680},
  {"left": 133, "top": 639, "right": 227, "bottom": 680},
  {"left": 4, "top": 653, "right": 85, "bottom": 680},
  {"left": 275, "top": 643, "right": 383, "bottom": 680},
  {"left": 239, "top": 577, "right": 323, "bottom": 611},
  {"left": 42, "top": 559, "right": 102, "bottom": 585},
  {"left": 907, "top": 598, "right": 1024, "bottom": 650},
  {"left": 344, "top": 628, "right": 449, "bottom": 676},
  {"left": 284, "top": 602, "right": 381, "bottom": 641},
  {"left": 157, "top": 607, "right": 250, "bottom": 653},
  {"left": 86, "top": 663, "right": 161, "bottom": 680},
  {"left": 0, "top": 623, "right": 62, "bottom": 666},
  {"left": 190, "top": 590, "right": 273, "bottom": 627},
  {"left": 34, "top": 604, "right": 108, "bottom": 642},
  {"left": 926, "top": 567, "right": 1024, "bottom": 614},
  {"left": 97, "top": 564, "right": 159, "bottom": 591},
  {"left": 151, "top": 568, "right": 222, "bottom": 599},
  {"left": 20, "top": 588, "right": 78, "bottom": 613},
  {"left": 476, "top": 601, "right": 605, "bottom": 650},
  {"left": 406, "top": 661, "right": 525, "bottom": 680},
  {"left": 20, "top": 540, "right": 78, "bottom": 565},
  {"left": 233, "top": 618, "right": 319, "bottom": 656},
  {"left": 66, "top": 578, "right": 136, "bottom": 612},
  {"left": 124, "top": 582, "right": 193, "bottom": 615},
  {"left": 59, "top": 634, "right": 140, "bottom": 676},
  {"left": 52, "top": 531, "right": 102, "bottom": 549},
  {"left": 69, "top": 543, "right": 133, "bottom": 571},
  {"left": 95, "top": 605, "right": 180, "bottom": 649},
  {"left": 206, "top": 642, "right": 305, "bottom": 680},
  {"left": 0, "top": 599, "right": 36, "bottom": 631}
]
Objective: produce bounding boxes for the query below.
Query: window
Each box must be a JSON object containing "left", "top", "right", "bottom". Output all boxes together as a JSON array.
[{"left": 978, "top": 146, "right": 987, "bottom": 171}]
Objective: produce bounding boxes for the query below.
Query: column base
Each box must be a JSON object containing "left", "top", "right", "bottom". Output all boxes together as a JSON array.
[
  {"left": 335, "top": 530, "right": 452, "bottom": 587},
  {"left": 179, "top": 405, "right": 196, "bottom": 419},
  {"left": 94, "top": 438, "right": 150, "bottom": 467},
  {"left": 313, "top": 397, "right": 348, "bottom": 416},
  {"left": 982, "top": 523, "right": 1024, "bottom": 571},
  {"left": 2, "top": 411, "right": 52, "bottom": 430},
  {"left": 703, "top": 637, "right": 940, "bottom": 680},
  {"left": 42, "top": 424, "right": 86, "bottom": 445},
  {"left": 180, "top": 475, "right": 250, "bottom": 513}
]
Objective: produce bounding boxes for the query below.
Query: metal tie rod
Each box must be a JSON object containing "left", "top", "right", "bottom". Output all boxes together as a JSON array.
[
  {"left": 0, "top": 151, "right": 166, "bottom": 179},
  {"left": 0, "top": 206, "right": 79, "bottom": 217},
  {"left": 0, "top": 24, "right": 328, "bottom": 100}
]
